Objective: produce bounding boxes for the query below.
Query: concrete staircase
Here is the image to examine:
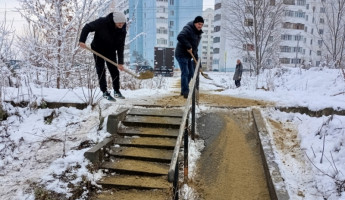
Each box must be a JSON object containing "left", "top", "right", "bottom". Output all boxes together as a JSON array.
[{"left": 93, "top": 108, "right": 183, "bottom": 200}]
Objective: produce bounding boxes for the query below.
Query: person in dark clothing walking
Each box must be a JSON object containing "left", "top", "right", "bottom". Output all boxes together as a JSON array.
[
  {"left": 79, "top": 11, "right": 127, "bottom": 101},
  {"left": 175, "top": 16, "right": 204, "bottom": 99},
  {"left": 233, "top": 59, "right": 243, "bottom": 88}
]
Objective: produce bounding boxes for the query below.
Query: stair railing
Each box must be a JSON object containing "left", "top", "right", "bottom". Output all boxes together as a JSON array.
[{"left": 168, "top": 58, "right": 201, "bottom": 196}]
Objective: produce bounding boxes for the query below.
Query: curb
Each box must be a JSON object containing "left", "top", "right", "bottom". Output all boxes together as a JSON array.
[{"left": 252, "top": 108, "right": 290, "bottom": 200}]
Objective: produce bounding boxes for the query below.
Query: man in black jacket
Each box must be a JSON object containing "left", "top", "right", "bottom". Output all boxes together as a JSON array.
[
  {"left": 175, "top": 16, "right": 204, "bottom": 98},
  {"left": 79, "top": 12, "right": 127, "bottom": 101}
]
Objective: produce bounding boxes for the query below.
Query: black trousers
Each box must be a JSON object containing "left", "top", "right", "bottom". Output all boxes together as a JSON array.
[
  {"left": 235, "top": 79, "right": 241, "bottom": 87},
  {"left": 93, "top": 53, "right": 120, "bottom": 93}
]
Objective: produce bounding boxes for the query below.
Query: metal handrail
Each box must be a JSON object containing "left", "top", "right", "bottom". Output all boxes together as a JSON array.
[{"left": 168, "top": 58, "right": 201, "bottom": 182}]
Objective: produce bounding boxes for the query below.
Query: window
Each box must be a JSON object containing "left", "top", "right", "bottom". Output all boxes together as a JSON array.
[
  {"left": 294, "top": 23, "right": 304, "bottom": 30},
  {"left": 296, "top": 0, "right": 305, "bottom": 6},
  {"left": 170, "top": 0, "right": 174, "bottom": 5},
  {"left": 318, "top": 40, "right": 323, "bottom": 47},
  {"left": 295, "top": 35, "right": 302, "bottom": 41},
  {"left": 317, "top": 51, "right": 321, "bottom": 56},
  {"left": 243, "top": 44, "right": 254, "bottom": 51},
  {"left": 283, "top": 0, "right": 295, "bottom": 5},
  {"left": 320, "top": 18, "right": 324, "bottom": 24},
  {"left": 214, "top": 14, "right": 221, "bottom": 21},
  {"left": 295, "top": 10, "right": 305, "bottom": 18},
  {"left": 157, "top": 27, "right": 167, "bottom": 34},
  {"left": 245, "top": 19, "right": 254, "bottom": 26},
  {"left": 215, "top": 3, "right": 221, "bottom": 10},
  {"left": 245, "top": 32, "right": 254, "bottom": 39},
  {"left": 213, "top": 48, "right": 220, "bottom": 54},
  {"left": 157, "top": 38, "right": 167, "bottom": 45},
  {"left": 280, "top": 58, "right": 290, "bottom": 64},
  {"left": 319, "top": 29, "right": 324, "bottom": 35},
  {"left": 214, "top": 26, "right": 221, "bottom": 32},
  {"left": 169, "top": 21, "right": 174, "bottom": 27},
  {"left": 280, "top": 46, "right": 291, "bottom": 52},
  {"left": 281, "top": 34, "right": 292, "bottom": 40},
  {"left": 283, "top": 22, "right": 292, "bottom": 29},
  {"left": 245, "top": 6, "right": 253, "bottom": 13},
  {"left": 285, "top": 10, "right": 294, "bottom": 17},
  {"left": 293, "top": 47, "right": 302, "bottom": 52},
  {"left": 310, "top": 39, "right": 313, "bottom": 45},
  {"left": 320, "top": 7, "right": 326, "bottom": 13},
  {"left": 213, "top": 37, "right": 220, "bottom": 43},
  {"left": 291, "top": 58, "right": 301, "bottom": 64}
]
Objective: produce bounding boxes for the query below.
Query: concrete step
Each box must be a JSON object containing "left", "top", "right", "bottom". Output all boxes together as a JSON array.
[
  {"left": 114, "top": 137, "right": 176, "bottom": 149},
  {"left": 122, "top": 115, "right": 182, "bottom": 129},
  {"left": 92, "top": 189, "right": 171, "bottom": 200},
  {"left": 109, "top": 146, "right": 173, "bottom": 162},
  {"left": 128, "top": 108, "right": 183, "bottom": 118},
  {"left": 101, "top": 159, "right": 169, "bottom": 176},
  {"left": 118, "top": 125, "right": 179, "bottom": 138},
  {"left": 97, "top": 175, "right": 171, "bottom": 190}
]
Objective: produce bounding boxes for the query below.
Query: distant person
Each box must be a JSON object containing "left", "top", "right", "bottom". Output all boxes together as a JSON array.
[
  {"left": 79, "top": 11, "right": 127, "bottom": 101},
  {"left": 175, "top": 16, "right": 204, "bottom": 98},
  {"left": 233, "top": 59, "right": 243, "bottom": 88}
]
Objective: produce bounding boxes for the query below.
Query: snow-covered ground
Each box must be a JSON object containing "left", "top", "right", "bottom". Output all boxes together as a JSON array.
[{"left": 1, "top": 67, "right": 345, "bottom": 199}]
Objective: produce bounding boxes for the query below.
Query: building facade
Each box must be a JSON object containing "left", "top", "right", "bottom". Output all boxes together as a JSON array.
[
  {"left": 127, "top": 0, "right": 202, "bottom": 69},
  {"left": 201, "top": 8, "right": 214, "bottom": 71},
  {"left": 212, "top": 0, "right": 328, "bottom": 70}
]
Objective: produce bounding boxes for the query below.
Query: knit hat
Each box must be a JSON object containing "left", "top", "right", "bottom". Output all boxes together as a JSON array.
[
  {"left": 113, "top": 11, "right": 126, "bottom": 23},
  {"left": 193, "top": 16, "right": 204, "bottom": 24}
]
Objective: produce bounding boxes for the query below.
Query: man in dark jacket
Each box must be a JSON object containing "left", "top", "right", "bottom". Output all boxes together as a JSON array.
[
  {"left": 175, "top": 16, "right": 204, "bottom": 99},
  {"left": 79, "top": 12, "right": 127, "bottom": 101},
  {"left": 233, "top": 59, "right": 243, "bottom": 88}
]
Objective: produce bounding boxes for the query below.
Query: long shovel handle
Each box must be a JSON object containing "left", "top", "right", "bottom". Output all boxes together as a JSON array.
[
  {"left": 188, "top": 51, "right": 212, "bottom": 80},
  {"left": 84, "top": 45, "right": 139, "bottom": 79}
]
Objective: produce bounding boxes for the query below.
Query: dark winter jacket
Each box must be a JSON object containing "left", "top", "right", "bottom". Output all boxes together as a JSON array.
[
  {"left": 79, "top": 13, "right": 127, "bottom": 64},
  {"left": 175, "top": 21, "right": 203, "bottom": 60},
  {"left": 233, "top": 62, "right": 243, "bottom": 80}
]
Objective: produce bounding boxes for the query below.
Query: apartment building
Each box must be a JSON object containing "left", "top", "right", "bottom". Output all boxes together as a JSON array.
[
  {"left": 201, "top": 8, "right": 214, "bottom": 71},
  {"left": 212, "top": 0, "right": 327, "bottom": 70},
  {"left": 127, "top": 0, "right": 202, "bottom": 69}
]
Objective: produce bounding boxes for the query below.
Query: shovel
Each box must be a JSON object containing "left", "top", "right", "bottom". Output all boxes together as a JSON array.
[
  {"left": 84, "top": 46, "right": 154, "bottom": 80},
  {"left": 188, "top": 51, "right": 213, "bottom": 80}
]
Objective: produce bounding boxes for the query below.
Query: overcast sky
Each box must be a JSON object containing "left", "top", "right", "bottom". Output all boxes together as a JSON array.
[{"left": 203, "top": 0, "right": 215, "bottom": 10}]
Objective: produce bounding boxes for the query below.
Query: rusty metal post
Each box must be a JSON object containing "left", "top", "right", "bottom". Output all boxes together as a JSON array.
[
  {"left": 183, "top": 127, "right": 189, "bottom": 183},
  {"left": 192, "top": 85, "right": 196, "bottom": 140},
  {"left": 173, "top": 160, "right": 179, "bottom": 200}
]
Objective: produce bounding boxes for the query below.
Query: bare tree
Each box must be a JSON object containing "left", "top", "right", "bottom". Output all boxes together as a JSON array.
[
  {"left": 223, "top": 0, "right": 284, "bottom": 75},
  {"left": 314, "top": 0, "right": 345, "bottom": 70},
  {"left": 16, "top": 0, "right": 112, "bottom": 89},
  {"left": 0, "top": 11, "right": 17, "bottom": 89}
]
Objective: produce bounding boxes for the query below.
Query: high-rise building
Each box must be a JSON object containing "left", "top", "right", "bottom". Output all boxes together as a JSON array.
[
  {"left": 128, "top": 0, "right": 203, "bottom": 69},
  {"left": 212, "top": 0, "right": 227, "bottom": 71},
  {"left": 201, "top": 8, "right": 214, "bottom": 71}
]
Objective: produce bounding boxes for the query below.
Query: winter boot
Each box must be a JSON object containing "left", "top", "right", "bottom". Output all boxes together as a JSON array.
[
  {"left": 114, "top": 91, "right": 125, "bottom": 99},
  {"left": 103, "top": 91, "right": 116, "bottom": 101}
]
